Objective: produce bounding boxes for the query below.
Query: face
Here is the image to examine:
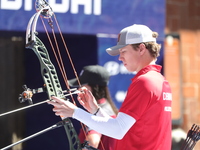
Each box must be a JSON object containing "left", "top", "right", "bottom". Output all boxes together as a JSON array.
[{"left": 118, "top": 44, "right": 141, "bottom": 72}]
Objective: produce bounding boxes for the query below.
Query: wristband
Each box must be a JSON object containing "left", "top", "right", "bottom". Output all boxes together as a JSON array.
[{"left": 93, "top": 107, "right": 100, "bottom": 115}]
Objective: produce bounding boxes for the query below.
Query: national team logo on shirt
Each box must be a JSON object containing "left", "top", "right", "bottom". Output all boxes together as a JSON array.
[
  {"left": 164, "top": 107, "right": 172, "bottom": 112},
  {"left": 163, "top": 92, "right": 172, "bottom": 112},
  {"left": 163, "top": 92, "right": 172, "bottom": 101}
]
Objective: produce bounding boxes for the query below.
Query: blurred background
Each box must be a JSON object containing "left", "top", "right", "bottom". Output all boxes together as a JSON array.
[{"left": 0, "top": 0, "right": 200, "bottom": 149}]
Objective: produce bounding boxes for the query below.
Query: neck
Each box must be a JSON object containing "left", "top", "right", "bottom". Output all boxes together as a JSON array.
[
  {"left": 150, "top": 60, "right": 156, "bottom": 65},
  {"left": 136, "top": 59, "right": 156, "bottom": 73}
]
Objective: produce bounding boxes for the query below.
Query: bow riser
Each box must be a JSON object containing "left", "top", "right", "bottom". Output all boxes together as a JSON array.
[
  {"left": 26, "top": 36, "right": 82, "bottom": 150},
  {"left": 26, "top": 37, "right": 64, "bottom": 99}
]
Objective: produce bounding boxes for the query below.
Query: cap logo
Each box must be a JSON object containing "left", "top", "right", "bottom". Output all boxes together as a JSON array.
[{"left": 117, "top": 34, "right": 121, "bottom": 42}]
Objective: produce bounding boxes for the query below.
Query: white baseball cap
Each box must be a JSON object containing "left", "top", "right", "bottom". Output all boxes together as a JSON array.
[{"left": 106, "top": 24, "right": 156, "bottom": 56}]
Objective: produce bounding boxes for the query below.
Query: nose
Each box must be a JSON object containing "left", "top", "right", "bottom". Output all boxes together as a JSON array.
[{"left": 118, "top": 54, "right": 122, "bottom": 61}]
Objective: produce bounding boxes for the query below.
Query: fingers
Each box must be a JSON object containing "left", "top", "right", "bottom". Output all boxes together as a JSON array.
[
  {"left": 52, "top": 107, "right": 61, "bottom": 116},
  {"left": 48, "top": 96, "right": 67, "bottom": 107},
  {"left": 48, "top": 100, "right": 68, "bottom": 117},
  {"left": 48, "top": 100, "right": 61, "bottom": 107},
  {"left": 51, "top": 96, "right": 65, "bottom": 104},
  {"left": 77, "top": 87, "right": 92, "bottom": 99},
  {"left": 78, "top": 86, "right": 88, "bottom": 92},
  {"left": 47, "top": 96, "right": 77, "bottom": 118}
]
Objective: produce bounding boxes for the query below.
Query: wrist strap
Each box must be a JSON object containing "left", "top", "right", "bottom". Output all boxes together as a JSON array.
[{"left": 93, "top": 107, "right": 100, "bottom": 115}]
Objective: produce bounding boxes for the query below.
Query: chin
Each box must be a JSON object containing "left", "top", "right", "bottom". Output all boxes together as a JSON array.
[
  {"left": 127, "top": 68, "right": 136, "bottom": 72},
  {"left": 126, "top": 68, "right": 132, "bottom": 72}
]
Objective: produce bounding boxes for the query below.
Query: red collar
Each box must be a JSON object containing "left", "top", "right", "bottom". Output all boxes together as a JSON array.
[{"left": 132, "top": 65, "right": 162, "bottom": 81}]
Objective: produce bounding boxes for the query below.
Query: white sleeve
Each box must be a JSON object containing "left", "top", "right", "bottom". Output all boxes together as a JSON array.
[{"left": 73, "top": 108, "right": 136, "bottom": 139}]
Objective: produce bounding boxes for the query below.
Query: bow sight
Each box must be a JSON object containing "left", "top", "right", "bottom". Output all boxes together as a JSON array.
[{"left": 18, "top": 84, "right": 46, "bottom": 105}]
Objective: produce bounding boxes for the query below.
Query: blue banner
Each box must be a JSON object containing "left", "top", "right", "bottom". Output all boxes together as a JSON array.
[{"left": 0, "top": 0, "right": 165, "bottom": 36}]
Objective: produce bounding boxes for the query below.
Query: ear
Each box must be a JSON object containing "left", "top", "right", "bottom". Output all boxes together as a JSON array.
[{"left": 138, "top": 43, "right": 146, "bottom": 55}]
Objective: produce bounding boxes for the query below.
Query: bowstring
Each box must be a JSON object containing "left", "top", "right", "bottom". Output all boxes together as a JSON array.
[
  {"left": 53, "top": 14, "right": 82, "bottom": 88},
  {"left": 52, "top": 14, "right": 106, "bottom": 150}
]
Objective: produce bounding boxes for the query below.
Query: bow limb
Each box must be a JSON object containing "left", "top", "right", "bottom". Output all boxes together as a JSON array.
[{"left": 25, "top": 4, "right": 81, "bottom": 150}]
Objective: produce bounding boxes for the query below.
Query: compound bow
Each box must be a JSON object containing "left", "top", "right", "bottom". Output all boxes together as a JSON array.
[{"left": 24, "top": 0, "right": 82, "bottom": 149}]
